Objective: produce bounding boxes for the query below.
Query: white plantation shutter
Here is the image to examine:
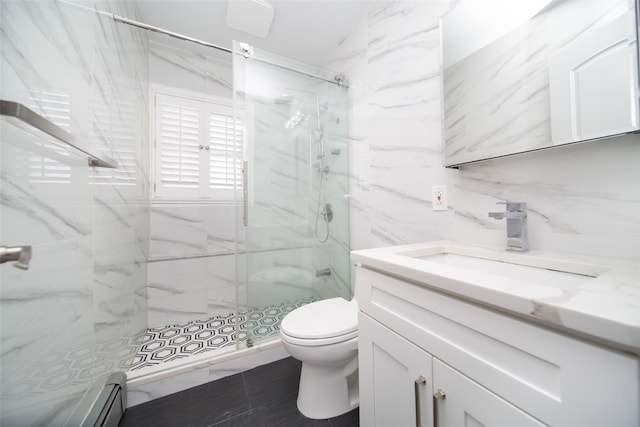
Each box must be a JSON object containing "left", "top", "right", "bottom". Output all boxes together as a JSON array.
[
  {"left": 18, "top": 90, "right": 72, "bottom": 184},
  {"left": 159, "top": 101, "right": 200, "bottom": 191},
  {"left": 154, "top": 92, "right": 244, "bottom": 200},
  {"left": 209, "top": 113, "right": 243, "bottom": 191}
]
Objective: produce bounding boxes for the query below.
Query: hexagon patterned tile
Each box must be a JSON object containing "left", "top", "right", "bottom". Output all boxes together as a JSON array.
[{"left": 129, "top": 298, "right": 314, "bottom": 371}]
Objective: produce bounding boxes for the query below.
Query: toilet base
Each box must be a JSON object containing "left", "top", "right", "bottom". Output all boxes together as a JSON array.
[{"left": 297, "top": 357, "right": 359, "bottom": 419}]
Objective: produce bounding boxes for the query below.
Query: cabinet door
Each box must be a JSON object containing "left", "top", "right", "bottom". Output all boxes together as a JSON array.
[
  {"left": 549, "top": 9, "right": 639, "bottom": 144},
  {"left": 359, "top": 313, "right": 433, "bottom": 427},
  {"left": 432, "top": 359, "right": 546, "bottom": 427}
]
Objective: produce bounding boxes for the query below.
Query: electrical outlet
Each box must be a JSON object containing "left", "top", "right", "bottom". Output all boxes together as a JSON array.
[{"left": 432, "top": 185, "right": 448, "bottom": 211}]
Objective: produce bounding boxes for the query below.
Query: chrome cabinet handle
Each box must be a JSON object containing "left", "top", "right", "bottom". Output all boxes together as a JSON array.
[
  {"left": 433, "top": 389, "right": 446, "bottom": 427},
  {"left": 414, "top": 375, "right": 427, "bottom": 427}
]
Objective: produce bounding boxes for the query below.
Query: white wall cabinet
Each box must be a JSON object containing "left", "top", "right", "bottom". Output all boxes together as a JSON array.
[
  {"left": 356, "top": 267, "right": 640, "bottom": 427},
  {"left": 549, "top": 9, "right": 639, "bottom": 145}
]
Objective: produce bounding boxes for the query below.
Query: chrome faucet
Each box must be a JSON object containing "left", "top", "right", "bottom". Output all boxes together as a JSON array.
[
  {"left": 488, "top": 202, "right": 528, "bottom": 252},
  {"left": 0, "top": 245, "right": 32, "bottom": 270},
  {"left": 315, "top": 268, "right": 331, "bottom": 277}
]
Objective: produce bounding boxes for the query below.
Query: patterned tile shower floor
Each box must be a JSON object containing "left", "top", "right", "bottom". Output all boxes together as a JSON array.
[{"left": 129, "top": 297, "right": 314, "bottom": 371}]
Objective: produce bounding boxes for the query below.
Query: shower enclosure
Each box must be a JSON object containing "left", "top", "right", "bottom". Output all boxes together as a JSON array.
[
  {"left": 0, "top": 1, "right": 349, "bottom": 425},
  {"left": 233, "top": 42, "right": 351, "bottom": 347}
]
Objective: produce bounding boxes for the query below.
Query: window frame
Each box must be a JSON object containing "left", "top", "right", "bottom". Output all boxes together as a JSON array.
[{"left": 150, "top": 85, "right": 252, "bottom": 205}]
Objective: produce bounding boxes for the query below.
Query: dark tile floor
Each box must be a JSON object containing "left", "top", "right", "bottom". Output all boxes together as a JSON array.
[{"left": 119, "top": 357, "right": 359, "bottom": 427}]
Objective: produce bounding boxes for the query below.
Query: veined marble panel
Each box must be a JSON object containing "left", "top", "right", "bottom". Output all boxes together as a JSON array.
[
  {"left": 207, "top": 254, "right": 239, "bottom": 318},
  {"left": 149, "top": 39, "right": 232, "bottom": 98},
  {"left": 203, "top": 205, "right": 237, "bottom": 254},
  {"left": 0, "top": 1, "right": 94, "bottom": 137},
  {"left": 148, "top": 290, "right": 209, "bottom": 329},
  {"left": 148, "top": 257, "right": 211, "bottom": 327},
  {"left": 366, "top": 1, "right": 453, "bottom": 247},
  {"left": 147, "top": 252, "right": 242, "bottom": 328},
  {"left": 150, "top": 205, "right": 209, "bottom": 258},
  {"left": 150, "top": 40, "right": 209, "bottom": 94},
  {"left": 0, "top": 237, "right": 94, "bottom": 423},
  {"left": 1, "top": 1, "right": 150, "bottom": 425},
  {"left": 451, "top": 134, "right": 640, "bottom": 260},
  {"left": 150, "top": 204, "right": 246, "bottom": 259},
  {"left": 246, "top": 247, "right": 314, "bottom": 308},
  {"left": 93, "top": 222, "right": 146, "bottom": 339},
  {"left": 0, "top": 170, "right": 93, "bottom": 244}
]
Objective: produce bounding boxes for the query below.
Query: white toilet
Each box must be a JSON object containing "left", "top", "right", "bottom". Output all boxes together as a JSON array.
[{"left": 280, "top": 296, "right": 359, "bottom": 419}]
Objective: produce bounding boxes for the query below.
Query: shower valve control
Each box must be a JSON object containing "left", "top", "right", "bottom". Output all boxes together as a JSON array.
[{"left": 322, "top": 203, "right": 334, "bottom": 223}]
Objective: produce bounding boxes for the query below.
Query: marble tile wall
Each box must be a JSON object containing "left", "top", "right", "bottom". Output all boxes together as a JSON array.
[
  {"left": 326, "top": 0, "right": 640, "bottom": 275},
  {"left": 326, "top": 1, "right": 454, "bottom": 256},
  {"left": 0, "top": 1, "right": 149, "bottom": 425}
]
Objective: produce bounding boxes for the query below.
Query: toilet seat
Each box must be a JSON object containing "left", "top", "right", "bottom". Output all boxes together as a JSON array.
[
  {"left": 280, "top": 297, "right": 357, "bottom": 346},
  {"left": 280, "top": 331, "right": 357, "bottom": 347}
]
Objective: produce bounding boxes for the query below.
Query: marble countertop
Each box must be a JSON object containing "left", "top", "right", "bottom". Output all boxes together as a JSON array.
[{"left": 351, "top": 241, "right": 640, "bottom": 354}]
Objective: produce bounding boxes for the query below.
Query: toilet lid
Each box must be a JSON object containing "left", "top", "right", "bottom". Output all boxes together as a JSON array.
[{"left": 280, "top": 297, "right": 357, "bottom": 340}]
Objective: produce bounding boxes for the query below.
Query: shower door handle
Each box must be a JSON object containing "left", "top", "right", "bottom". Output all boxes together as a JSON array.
[{"left": 243, "top": 160, "right": 248, "bottom": 226}]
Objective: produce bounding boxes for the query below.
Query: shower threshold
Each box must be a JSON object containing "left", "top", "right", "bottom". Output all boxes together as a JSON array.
[{"left": 129, "top": 297, "right": 314, "bottom": 371}]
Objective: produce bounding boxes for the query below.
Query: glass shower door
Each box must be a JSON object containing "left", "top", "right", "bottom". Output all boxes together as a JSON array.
[{"left": 233, "top": 42, "right": 351, "bottom": 347}]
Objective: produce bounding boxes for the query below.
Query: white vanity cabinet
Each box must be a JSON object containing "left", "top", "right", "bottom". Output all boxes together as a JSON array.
[
  {"left": 432, "top": 358, "right": 545, "bottom": 427},
  {"left": 356, "top": 266, "right": 640, "bottom": 427},
  {"left": 359, "top": 313, "right": 432, "bottom": 427},
  {"left": 360, "top": 314, "right": 545, "bottom": 427}
]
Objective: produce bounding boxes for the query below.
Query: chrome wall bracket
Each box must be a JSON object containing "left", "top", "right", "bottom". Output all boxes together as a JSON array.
[
  {"left": 334, "top": 74, "right": 349, "bottom": 88},
  {"left": 239, "top": 42, "right": 254, "bottom": 58}
]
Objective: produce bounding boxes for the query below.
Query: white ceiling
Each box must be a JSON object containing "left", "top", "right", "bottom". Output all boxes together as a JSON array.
[{"left": 135, "top": 0, "right": 370, "bottom": 66}]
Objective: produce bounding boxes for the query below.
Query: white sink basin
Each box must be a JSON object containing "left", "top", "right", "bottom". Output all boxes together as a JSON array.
[{"left": 396, "top": 245, "right": 609, "bottom": 284}]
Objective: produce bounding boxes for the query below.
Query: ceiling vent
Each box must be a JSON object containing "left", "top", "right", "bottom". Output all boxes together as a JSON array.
[{"left": 226, "top": 0, "right": 275, "bottom": 38}]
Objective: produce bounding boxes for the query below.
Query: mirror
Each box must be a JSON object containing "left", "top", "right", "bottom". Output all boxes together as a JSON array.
[{"left": 441, "top": 0, "right": 639, "bottom": 167}]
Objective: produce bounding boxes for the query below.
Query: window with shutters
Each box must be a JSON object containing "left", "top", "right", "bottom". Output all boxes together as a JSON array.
[
  {"left": 16, "top": 89, "right": 73, "bottom": 184},
  {"left": 152, "top": 91, "right": 245, "bottom": 201},
  {"left": 90, "top": 92, "right": 139, "bottom": 187}
]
